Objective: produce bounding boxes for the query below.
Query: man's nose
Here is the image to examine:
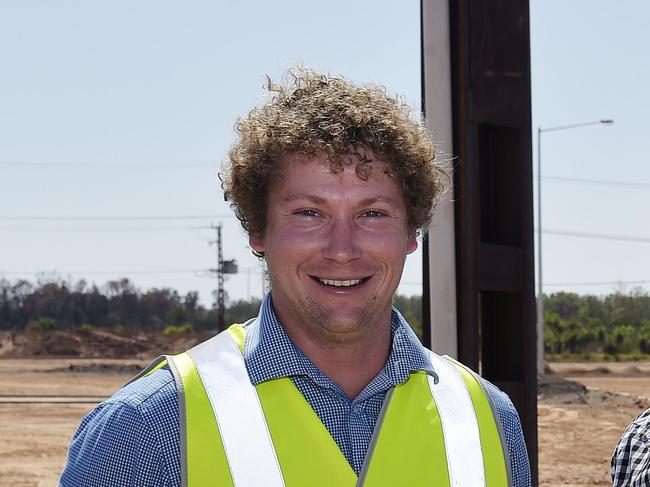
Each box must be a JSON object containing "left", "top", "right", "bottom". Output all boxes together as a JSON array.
[{"left": 321, "top": 218, "right": 362, "bottom": 264}]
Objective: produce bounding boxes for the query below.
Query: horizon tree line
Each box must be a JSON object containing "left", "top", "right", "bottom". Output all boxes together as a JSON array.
[{"left": 2, "top": 277, "right": 649, "bottom": 356}]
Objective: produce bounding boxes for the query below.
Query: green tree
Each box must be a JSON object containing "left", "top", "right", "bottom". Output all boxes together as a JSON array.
[
  {"left": 392, "top": 294, "right": 422, "bottom": 338},
  {"left": 544, "top": 311, "right": 564, "bottom": 354},
  {"left": 224, "top": 299, "right": 263, "bottom": 327},
  {"left": 26, "top": 317, "right": 58, "bottom": 332}
]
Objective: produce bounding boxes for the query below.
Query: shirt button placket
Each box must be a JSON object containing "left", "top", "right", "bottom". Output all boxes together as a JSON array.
[{"left": 349, "top": 401, "right": 372, "bottom": 474}]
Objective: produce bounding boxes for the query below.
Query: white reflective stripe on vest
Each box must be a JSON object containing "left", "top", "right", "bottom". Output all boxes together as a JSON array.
[
  {"left": 187, "top": 327, "right": 285, "bottom": 487},
  {"left": 427, "top": 351, "right": 486, "bottom": 486}
]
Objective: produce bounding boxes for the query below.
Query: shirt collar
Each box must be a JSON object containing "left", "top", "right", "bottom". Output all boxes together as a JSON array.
[{"left": 243, "top": 294, "right": 436, "bottom": 391}]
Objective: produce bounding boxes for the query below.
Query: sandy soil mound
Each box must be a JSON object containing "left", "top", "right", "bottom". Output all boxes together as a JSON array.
[
  {"left": 539, "top": 374, "right": 588, "bottom": 404},
  {"left": 554, "top": 366, "right": 611, "bottom": 376},
  {"left": 539, "top": 373, "right": 649, "bottom": 407},
  {"left": 620, "top": 365, "right": 647, "bottom": 377},
  {"left": 0, "top": 329, "right": 212, "bottom": 359},
  {"left": 547, "top": 362, "right": 650, "bottom": 378}
]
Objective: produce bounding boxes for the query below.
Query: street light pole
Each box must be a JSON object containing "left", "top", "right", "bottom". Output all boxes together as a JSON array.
[{"left": 536, "top": 119, "right": 613, "bottom": 377}]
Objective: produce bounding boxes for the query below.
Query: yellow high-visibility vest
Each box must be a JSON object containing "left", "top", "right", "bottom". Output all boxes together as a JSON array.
[{"left": 136, "top": 323, "right": 511, "bottom": 486}]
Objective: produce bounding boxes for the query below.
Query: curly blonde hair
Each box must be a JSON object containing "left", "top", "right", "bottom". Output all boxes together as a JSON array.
[{"left": 221, "top": 67, "right": 447, "bottom": 238}]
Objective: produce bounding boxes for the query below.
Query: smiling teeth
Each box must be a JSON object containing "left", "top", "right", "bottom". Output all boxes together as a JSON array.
[{"left": 319, "top": 278, "right": 362, "bottom": 287}]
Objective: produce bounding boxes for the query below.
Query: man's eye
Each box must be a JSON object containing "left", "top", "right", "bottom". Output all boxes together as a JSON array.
[
  {"left": 298, "top": 209, "right": 319, "bottom": 217},
  {"left": 362, "top": 209, "right": 385, "bottom": 217}
]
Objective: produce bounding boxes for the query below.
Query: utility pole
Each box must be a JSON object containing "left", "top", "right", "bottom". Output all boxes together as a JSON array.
[{"left": 209, "top": 222, "right": 238, "bottom": 332}]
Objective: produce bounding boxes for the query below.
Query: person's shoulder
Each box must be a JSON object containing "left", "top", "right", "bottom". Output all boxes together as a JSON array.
[
  {"left": 109, "top": 363, "right": 177, "bottom": 410},
  {"left": 473, "top": 374, "right": 531, "bottom": 487},
  {"left": 86, "top": 364, "right": 179, "bottom": 431},
  {"left": 59, "top": 366, "right": 181, "bottom": 486},
  {"left": 86, "top": 364, "right": 180, "bottom": 440},
  {"left": 611, "top": 407, "right": 650, "bottom": 485},
  {"left": 423, "top": 353, "right": 531, "bottom": 486},
  {"left": 475, "top": 375, "right": 520, "bottom": 424},
  {"left": 435, "top": 358, "right": 523, "bottom": 436}
]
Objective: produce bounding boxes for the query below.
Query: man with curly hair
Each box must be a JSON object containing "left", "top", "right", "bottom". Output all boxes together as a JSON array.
[{"left": 61, "top": 68, "right": 530, "bottom": 486}]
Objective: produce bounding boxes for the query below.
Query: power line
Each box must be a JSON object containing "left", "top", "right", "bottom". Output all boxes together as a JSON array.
[
  {"left": 0, "top": 268, "right": 264, "bottom": 276},
  {"left": 0, "top": 214, "right": 232, "bottom": 221},
  {"left": 542, "top": 228, "right": 650, "bottom": 244},
  {"left": 546, "top": 279, "right": 650, "bottom": 287},
  {"left": 0, "top": 161, "right": 217, "bottom": 169},
  {"left": 1, "top": 269, "right": 208, "bottom": 276},
  {"left": 540, "top": 174, "right": 650, "bottom": 189},
  {"left": 0, "top": 225, "right": 200, "bottom": 232},
  {"left": 3, "top": 224, "right": 649, "bottom": 244},
  {"left": 5, "top": 161, "right": 649, "bottom": 189}
]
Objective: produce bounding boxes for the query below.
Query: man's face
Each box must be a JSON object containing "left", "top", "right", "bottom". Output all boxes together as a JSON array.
[{"left": 250, "top": 153, "right": 417, "bottom": 343}]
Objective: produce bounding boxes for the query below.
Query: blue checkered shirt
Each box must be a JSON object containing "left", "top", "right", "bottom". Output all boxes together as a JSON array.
[{"left": 60, "top": 295, "right": 531, "bottom": 486}]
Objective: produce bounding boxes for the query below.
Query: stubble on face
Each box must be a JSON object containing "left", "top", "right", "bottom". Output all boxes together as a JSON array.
[{"left": 271, "top": 272, "right": 386, "bottom": 349}]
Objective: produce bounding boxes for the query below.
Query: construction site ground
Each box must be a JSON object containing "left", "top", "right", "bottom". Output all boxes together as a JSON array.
[{"left": 1, "top": 330, "right": 649, "bottom": 486}]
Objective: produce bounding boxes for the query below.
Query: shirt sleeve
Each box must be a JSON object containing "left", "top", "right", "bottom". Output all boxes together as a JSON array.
[
  {"left": 611, "top": 408, "right": 650, "bottom": 487},
  {"left": 478, "top": 377, "right": 532, "bottom": 487},
  {"left": 59, "top": 399, "right": 169, "bottom": 486}
]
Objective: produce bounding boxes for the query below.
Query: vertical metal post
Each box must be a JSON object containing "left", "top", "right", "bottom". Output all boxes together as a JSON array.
[{"left": 536, "top": 127, "right": 544, "bottom": 376}]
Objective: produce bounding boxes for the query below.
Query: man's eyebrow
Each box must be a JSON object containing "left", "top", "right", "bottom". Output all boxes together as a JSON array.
[
  {"left": 282, "top": 194, "right": 401, "bottom": 207},
  {"left": 358, "top": 196, "right": 402, "bottom": 208},
  {"left": 281, "top": 194, "right": 327, "bottom": 204}
]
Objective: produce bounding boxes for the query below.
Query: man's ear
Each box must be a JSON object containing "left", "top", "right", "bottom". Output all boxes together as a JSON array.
[
  {"left": 406, "top": 231, "right": 418, "bottom": 255},
  {"left": 249, "top": 233, "right": 264, "bottom": 254}
]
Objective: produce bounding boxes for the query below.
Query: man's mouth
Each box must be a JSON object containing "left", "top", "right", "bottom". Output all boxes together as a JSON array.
[{"left": 317, "top": 278, "right": 364, "bottom": 287}]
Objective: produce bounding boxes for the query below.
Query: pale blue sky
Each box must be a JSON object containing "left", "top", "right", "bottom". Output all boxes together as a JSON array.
[
  {"left": 1, "top": 1, "right": 648, "bottom": 304},
  {"left": 530, "top": 0, "right": 650, "bottom": 295}
]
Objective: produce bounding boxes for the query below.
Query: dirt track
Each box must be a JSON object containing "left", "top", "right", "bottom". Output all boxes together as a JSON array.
[{"left": 1, "top": 359, "right": 648, "bottom": 486}]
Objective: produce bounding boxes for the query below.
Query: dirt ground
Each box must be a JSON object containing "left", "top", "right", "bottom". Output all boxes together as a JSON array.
[
  {"left": 538, "top": 361, "right": 650, "bottom": 486},
  {"left": 1, "top": 359, "right": 648, "bottom": 486}
]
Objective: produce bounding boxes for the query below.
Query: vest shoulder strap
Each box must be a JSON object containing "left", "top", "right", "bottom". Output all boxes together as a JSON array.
[
  {"left": 426, "top": 351, "right": 487, "bottom": 485},
  {"left": 444, "top": 356, "right": 512, "bottom": 487},
  {"left": 183, "top": 324, "right": 285, "bottom": 486}
]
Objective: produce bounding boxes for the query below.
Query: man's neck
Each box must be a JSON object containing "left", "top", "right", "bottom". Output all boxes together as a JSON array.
[{"left": 279, "top": 318, "right": 393, "bottom": 400}]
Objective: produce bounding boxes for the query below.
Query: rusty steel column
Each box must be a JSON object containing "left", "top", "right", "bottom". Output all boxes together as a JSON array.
[{"left": 422, "top": 0, "right": 538, "bottom": 482}]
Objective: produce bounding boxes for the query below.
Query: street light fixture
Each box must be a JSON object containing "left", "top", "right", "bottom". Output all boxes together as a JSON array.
[{"left": 536, "top": 119, "right": 614, "bottom": 376}]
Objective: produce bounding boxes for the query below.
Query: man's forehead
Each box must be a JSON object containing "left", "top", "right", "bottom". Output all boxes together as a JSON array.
[
  {"left": 276, "top": 151, "right": 393, "bottom": 177},
  {"left": 268, "top": 153, "right": 406, "bottom": 209}
]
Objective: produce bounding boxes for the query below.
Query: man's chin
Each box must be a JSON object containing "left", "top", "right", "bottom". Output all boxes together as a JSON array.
[{"left": 310, "top": 307, "right": 388, "bottom": 340}]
